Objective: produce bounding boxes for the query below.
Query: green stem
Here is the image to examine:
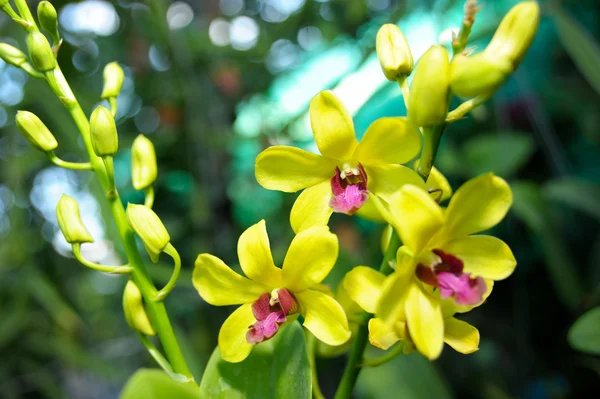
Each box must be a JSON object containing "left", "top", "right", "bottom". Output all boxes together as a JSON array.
[
  {"left": 47, "top": 65, "right": 192, "bottom": 379},
  {"left": 417, "top": 124, "right": 446, "bottom": 181},
  {"left": 137, "top": 332, "right": 174, "bottom": 374},
  {"left": 334, "top": 230, "right": 401, "bottom": 399},
  {"left": 47, "top": 151, "right": 93, "bottom": 171},
  {"left": 445, "top": 93, "right": 491, "bottom": 123},
  {"left": 108, "top": 97, "right": 118, "bottom": 116},
  {"left": 360, "top": 342, "right": 404, "bottom": 367},
  {"left": 102, "top": 156, "right": 116, "bottom": 199},
  {"left": 306, "top": 331, "right": 325, "bottom": 399},
  {"left": 72, "top": 243, "right": 132, "bottom": 274},
  {"left": 21, "top": 62, "right": 45, "bottom": 78},
  {"left": 398, "top": 78, "right": 410, "bottom": 111},
  {"left": 144, "top": 186, "right": 155, "bottom": 208},
  {"left": 153, "top": 243, "right": 181, "bottom": 302},
  {"left": 13, "top": 0, "right": 36, "bottom": 28}
]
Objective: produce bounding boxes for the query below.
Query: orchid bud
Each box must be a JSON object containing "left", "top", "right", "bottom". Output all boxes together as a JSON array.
[
  {"left": 450, "top": 53, "right": 513, "bottom": 97},
  {"left": 123, "top": 280, "right": 156, "bottom": 336},
  {"left": 16, "top": 110, "right": 58, "bottom": 152},
  {"left": 101, "top": 62, "right": 125, "bottom": 99},
  {"left": 37, "top": 1, "right": 60, "bottom": 43},
  {"left": 0, "top": 43, "right": 27, "bottom": 67},
  {"left": 376, "top": 24, "right": 413, "bottom": 81},
  {"left": 126, "top": 204, "right": 170, "bottom": 263},
  {"left": 408, "top": 45, "right": 450, "bottom": 127},
  {"left": 56, "top": 195, "right": 94, "bottom": 244},
  {"left": 131, "top": 134, "right": 157, "bottom": 190},
  {"left": 484, "top": 1, "right": 540, "bottom": 68},
  {"left": 27, "top": 31, "right": 56, "bottom": 72},
  {"left": 90, "top": 106, "right": 118, "bottom": 156}
]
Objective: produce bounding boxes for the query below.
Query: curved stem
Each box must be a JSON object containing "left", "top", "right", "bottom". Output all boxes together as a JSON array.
[
  {"left": 137, "top": 332, "right": 174, "bottom": 374},
  {"left": 417, "top": 124, "right": 446, "bottom": 181},
  {"left": 46, "top": 65, "right": 192, "bottom": 378},
  {"left": 360, "top": 342, "right": 404, "bottom": 368},
  {"left": 334, "top": 230, "right": 401, "bottom": 399},
  {"left": 153, "top": 243, "right": 181, "bottom": 302},
  {"left": 47, "top": 151, "right": 93, "bottom": 171},
  {"left": 72, "top": 243, "right": 132, "bottom": 274},
  {"left": 13, "top": 0, "right": 36, "bottom": 28},
  {"left": 144, "top": 186, "right": 155, "bottom": 208},
  {"left": 108, "top": 97, "right": 118, "bottom": 116},
  {"left": 445, "top": 93, "right": 491, "bottom": 123},
  {"left": 398, "top": 78, "right": 410, "bottom": 111},
  {"left": 20, "top": 63, "right": 45, "bottom": 78},
  {"left": 306, "top": 331, "right": 325, "bottom": 399}
]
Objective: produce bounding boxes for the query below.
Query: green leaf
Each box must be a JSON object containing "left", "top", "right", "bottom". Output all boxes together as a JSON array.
[
  {"left": 199, "top": 321, "right": 311, "bottom": 399},
  {"left": 462, "top": 132, "right": 535, "bottom": 177},
  {"left": 551, "top": 7, "right": 600, "bottom": 95},
  {"left": 568, "top": 307, "right": 600, "bottom": 355},
  {"left": 120, "top": 369, "right": 199, "bottom": 399},
  {"left": 544, "top": 179, "right": 600, "bottom": 221},
  {"left": 511, "top": 181, "right": 584, "bottom": 312}
]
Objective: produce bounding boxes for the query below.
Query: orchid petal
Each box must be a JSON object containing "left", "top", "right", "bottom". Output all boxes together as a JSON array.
[
  {"left": 364, "top": 164, "right": 424, "bottom": 203},
  {"left": 368, "top": 318, "right": 400, "bottom": 350},
  {"left": 343, "top": 266, "right": 385, "bottom": 314},
  {"left": 238, "top": 220, "right": 282, "bottom": 288},
  {"left": 289, "top": 179, "right": 334, "bottom": 233},
  {"left": 296, "top": 289, "right": 351, "bottom": 346},
  {"left": 354, "top": 117, "right": 420, "bottom": 165},
  {"left": 405, "top": 282, "right": 444, "bottom": 360},
  {"left": 218, "top": 304, "right": 256, "bottom": 363},
  {"left": 444, "top": 235, "right": 516, "bottom": 280},
  {"left": 444, "top": 317, "right": 480, "bottom": 354}
]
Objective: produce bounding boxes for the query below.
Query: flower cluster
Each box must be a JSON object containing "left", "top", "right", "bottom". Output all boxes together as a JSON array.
[{"left": 191, "top": 1, "right": 538, "bottom": 365}]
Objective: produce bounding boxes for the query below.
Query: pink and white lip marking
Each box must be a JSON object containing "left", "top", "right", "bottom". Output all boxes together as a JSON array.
[
  {"left": 246, "top": 288, "right": 297, "bottom": 344},
  {"left": 329, "top": 163, "right": 369, "bottom": 215}
]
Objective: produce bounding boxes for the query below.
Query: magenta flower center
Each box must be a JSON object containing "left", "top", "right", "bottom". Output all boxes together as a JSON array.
[
  {"left": 416, "top": 249, "right": 486, "bottom": 306},
  {"left": 246, "top": 288, "right": 298, "bottom": 344},
  {"left": 329, "top": 163, "right": 369, "bottom": 215}
]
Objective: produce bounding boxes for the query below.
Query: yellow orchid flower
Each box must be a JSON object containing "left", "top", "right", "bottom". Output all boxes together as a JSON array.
[
  {"left": 193, "top": 220, "right": 351, "bottom": 363},
  {"left": 255, "top": 90, "right": 423, "bottom": 233},
  {"left": 345, "top": 173, "right": 516, "bottom": 360}
]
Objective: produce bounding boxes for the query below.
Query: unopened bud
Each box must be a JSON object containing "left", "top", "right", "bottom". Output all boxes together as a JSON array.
[
  {"left": 56, "top": 195, "right": 94, "bottom": 244},
  {"left": 37, "top": 1, "right": 60, "bottom": 42},
  {"left": 101, "top": 62, "right": 125, "bottom": 99},
  {"left": 27, "top": 31, "right": 56, "bottom": 72},
  {"left": 408, "top": 45, "right": 450, "bottom": 127},
  {"left": 0, "top": 43, "right": 27, "bottom": 66},
  {"left": 126, "top": 204, "right": 170, "bottom": 263},
  {"left": 131, "top": 134, "right": 157, "bottom": 190},
  {"left": 376, "top": 24, "right": 413, "bottom": 81},
  {"left": 16, "top": 110, "right": 58, "bottom": 152},
  {"left": 484, "top": 1, "right": 540, "bottom": 68},
  {"left": 123, "top": 280, "right": 156, "bottom": 336},
  {"left": 450, "top": 52, "right": 513, "bottom": 97},
  {"left": 90, "top": 106, "right": 118, "bottom": 156}
]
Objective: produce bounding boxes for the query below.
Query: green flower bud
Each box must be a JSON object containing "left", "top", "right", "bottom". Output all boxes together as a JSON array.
[
  {"left": 126, "top": 204, "right": 170, "bottom": 263},
  {"left": 56, "top": 195, "right": 94, "bottom": 244},
  {"left": 450, "top": 52, "right": 513, "bottom": 97},
  {"left": 27, "top": 31, "right": 56, "bottom": 72},
  {"left": 123, "top": 280, "right": 156, "bottom": 336},
  {"left": 408, "top": 45, "right": 450, "bottom": 127},
  {"left": 16, "top": 110, "right": 58, "bottom": 152},
  {"left": 484, "top": 1, "right": 540, "bottom": 68},
  {"left": 38, "top": 2, "right": 59, "bottom": 41},
  {"left": 90, "top": 106, "right": 118, "bottom": 156},
  {"left": 0, "top": 43, "right": 27, "bottom": 67},
  {"left": 101, "top": 62, "right": 125, "bottom": 99},
  {"left": 131, "top": 134, "right": 157, "bottom": 190},
  {"left": 376, "top": 24, "right": 413, "bottom": 81}
]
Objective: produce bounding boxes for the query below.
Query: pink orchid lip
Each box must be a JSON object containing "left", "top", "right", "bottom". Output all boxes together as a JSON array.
[
  {"left": 416, "top": 249, "right": 487, "bottom": 306},
  {"left": 246, "top": 289, "right": 298, "bottom": 345},
  {"left": 329, "top": 164, "right": 369, "bottom": 215}
]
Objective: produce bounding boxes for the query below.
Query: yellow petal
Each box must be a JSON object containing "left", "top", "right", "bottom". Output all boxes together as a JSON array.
[
  {"left": 309, "top": 91, "right": 358, "bottom": 159},
  {"left": 356, "top": 196, "right": 386, "bottom": 222},
  {"left": 375, "top": 270, "right": 413, "bottom": 324},
  {"left": 218, "top": 304, "right": 255, "bottom": 363},
  {"left": 426, "top": 166, "right": 452, "bottom": 202},
  {"left": 296, "top": 289, "right": 351, "bottom": 346},
  {"left": 343, "top": 266, "right": 385, "bottom": 314},
  {"left": 353, "top": 117, "right": 420, "bottom": 165},
  {"left": 290, "top": 179, "right": 333, "bottom": 233},
  {"left": 282, "top": 226, "right": 338, "bottom": 292},
  {"left": 237, "top": 220, "right": 282, "bottom": 287},
  {"left": 444, "top": 235, "right": 516, "bottom": 280},
  {"left": 444, "top": 173, "right": 513, "bottom": 237},
  {"left": 389, "top": 185, "right": 444, "bottom": 254},
  {"left": 193, "top": 254, "right": 266, "bottom": 306},
  {"left": 368, "top": 318, "right": 400, "bottom": 350},
  {"left": 405, "top": 282, "right": 444, "bottom": 360},
  {"left": 364, "top": 164, "right": 424, "bottom": 203},
  {"left": 444, "top": 317, "right": 480, "bottom": 354},
  {"left": 255, "top": 146, "right": 336, "bottom": 193}
]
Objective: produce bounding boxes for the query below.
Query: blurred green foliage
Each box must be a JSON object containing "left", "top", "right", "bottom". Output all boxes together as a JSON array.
[{"left": 0, "top": 0, "right": 599, "bottom": 398}]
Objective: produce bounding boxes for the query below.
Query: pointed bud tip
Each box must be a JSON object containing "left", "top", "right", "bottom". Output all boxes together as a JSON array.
[
  {"left": 27, "top": 31, "right": 56, "bottom": 72},
  {"left": 126, "top": 204, "right": 170, "bottom": 262},
  {"left": 56, "top": 195, "right": 94, "bottom": 244},
  {"left": 101, "top": 62, "right": 125, "bottom": 99},
  {"left": 376, "top": 24, "right": 414, "bottom": 81},
  {"left": 131, "top": 134, "right": 157, "bottom": 190},
  {"left": 90, "top": 105, "right": 118, "bottom": 156},
  {"left": 16, "top": 110, "right": 58, "bottom": 152}
]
